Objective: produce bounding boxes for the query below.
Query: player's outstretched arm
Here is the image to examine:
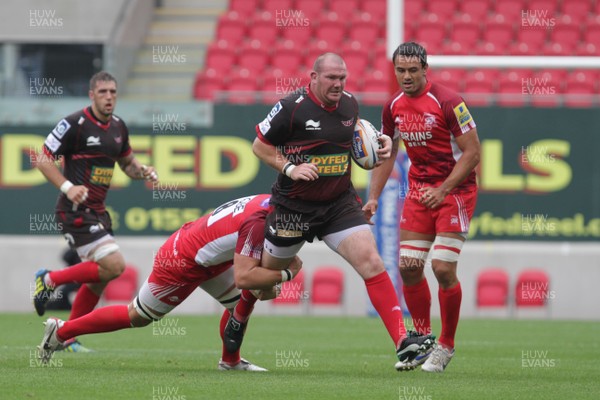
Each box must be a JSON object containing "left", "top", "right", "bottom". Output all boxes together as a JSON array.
[
  {"left": 118, "top": 153, "right": 158, "bottom": 182},
  {"left": 233, "top": 253, "right": 302, "bottom": 290}
]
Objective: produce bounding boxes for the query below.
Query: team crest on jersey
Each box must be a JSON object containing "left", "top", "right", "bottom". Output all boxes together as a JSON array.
[
  {"left": 52, "top": 119, "right": 71, "bottom": 139},
  {"left": 453, "top": 102, "right": 473, "bottom": 128},
  {"left": 341, "top": 117, "right": 355, "bottom": 127},
  {"left": 423, "top": 112, "right": 436, "bottom": 128},
  {"left": 450, "top": 215, "right": 459, "bottom": 225}
]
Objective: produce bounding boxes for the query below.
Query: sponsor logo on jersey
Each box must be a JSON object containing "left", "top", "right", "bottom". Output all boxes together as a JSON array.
[
  {"left": 258, "top": 118, "right": 271, "bottom": 135},
  {"left": 307, "top": 153, "right": 348, "bottom": 176},
  {"left": 423, "top": 112, "right": 436, "bottom": 127},
  {"left": 305, "top": 119, "right": 321, "bottom": 131},
  {"left": 453, "top": 102, "right": 473, "bottom": 128},
  {"left": 341, "top": 117, "right": 355, "bottom": 127},
  {"left": 52, "top": 119, "right": 71, "bottom": 139},
  {"left": 267, "top": 102, "right": 282, "bottom": 121},
  {"left": 90, "top": 166, "right": 114, "bottom": 186},
  {"left": 44, "top": 133, "right": 61, "bottom": 153},
  {"left": 86, "top": 136, "right": 101, "bottom": 146},
  {"left": 89, "top": 223, "right": 104, "bottom": 233}
]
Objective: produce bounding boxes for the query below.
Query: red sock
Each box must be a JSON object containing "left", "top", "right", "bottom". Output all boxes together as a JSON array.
[
  {"left": 219, "top": 309, "right": 240, "bottom": 364},
  {"left": 438, "top": 282, "right": 462, "bottom": 349},
  {"left": 69, "top": 284, "right": 101, "bottom": 320},
  {"left": 57, "top": 305, "right": 131, "bottom": 342},
  {"left": 48, "top": 261, "right": 100, "bottom": 286},
  {"left": 233, "top": 290, "right": 258, "bottom": 323},
  {"left": 403, "top": 278, "right": 432, "bottom": 335},
  {"left": 365, "top": 271, "right": 406, "bottom": 347}
]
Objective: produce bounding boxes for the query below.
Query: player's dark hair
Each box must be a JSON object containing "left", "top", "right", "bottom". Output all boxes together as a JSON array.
[
  {"left": 392, "top": 42, "right": 427, "bottom": 67},
  {"left": 89, "top": 71, "right": 117, "bottom": 91}
]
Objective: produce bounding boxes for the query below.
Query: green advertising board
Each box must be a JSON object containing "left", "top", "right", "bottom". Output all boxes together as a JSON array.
[{"left": 1, "top": 105, "right": 598, "bottom": 241}]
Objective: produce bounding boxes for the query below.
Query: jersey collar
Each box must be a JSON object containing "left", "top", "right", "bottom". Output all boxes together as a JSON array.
[
  {"left": 407, "top": 81, "right": 432, "bottom": 98},
  {"left": 83, "top": 107, "right": 111, "bottom": 130},
  {"left": 307, "top": 85, "right": 339, "bottom": 112}
]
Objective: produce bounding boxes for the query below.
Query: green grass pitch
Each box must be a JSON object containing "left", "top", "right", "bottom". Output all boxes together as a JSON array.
[{"left": 1, "top": 312, "right": 598, "bottom": 399}]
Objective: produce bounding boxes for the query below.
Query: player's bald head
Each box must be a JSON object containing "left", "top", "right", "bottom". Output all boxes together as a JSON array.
[{"left": 313, "top": 53, "right": 346, "bottom": 73}]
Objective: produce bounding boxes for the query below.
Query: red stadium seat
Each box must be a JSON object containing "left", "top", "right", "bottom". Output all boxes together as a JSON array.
[
  {"left": 281, "top": 23, "right": 314, "bottom": 47},
  {"left": 476, "top": 269, "right": 509, "bottom": 307},
  {"left": 315, "top": 18, "right": 346, "bottom": 48},
  {"left": 248, "top": 14, "right": 279, "bottom": 46},
  {"left": 311, "top": 267, "right": 344, "bottom": 305},
  {"left": 515, "top": 269, "right": 550, "bottom": 307},
  {"left": 329, "top": 0, "right": 359, "bottom": 20},
  {"left": 194, "top": 69, "right": 226, "bottom": 101},
  {"left": 459, "top": 0, "right": 490, "bottom": 21},
  {"left": 517, "top": 28, "right": 548, "bottom": 48},
  {"left": 216, "top": 13, "right": 247, "bottom": 44},
  {"left": 428, "top": 68, "right": 465, "bottom": 93},
  {"left": 103, "top": 266, "right": 138, "bottom": 302},
  {"left": 482, "top": 21, "right": 515, "bottom": 50},
  {"left": 348, "top": 15, "right": 381, "bottom": 47},
  {"left": 449, "top": 21, "right": 481, "bottom": 49},
  {"left": 549, "top": 23, "right": 581, "bottom": 50},
  {"left": 527, "top": 0, "right": 558, "bottom": 17},
  {"left": 225, "top": 68, "right": 259, "bottom": 104},
  {"left": 295, "top": 0, "right": 324, "bottom": 20},
  {"left": 262, "top": 0, "right": 294, "bottom": 13},
  {"left": 583, "top": 24, "right": 600, "bottom": 49},
  {"left": 359, "top": 69, "right": 390, "bottom": 105},
  {"left": 564, "top": 69, "right": 597, "bottom": 107},
  {"left": 361, "top": 0, "right": 387, "bottom": 20},
  {"left": 416, "top": 22, "right": 447, "bottom": 53},
  {"left": 427, "top": 0, "right": 457, "bottom": 20},
  {"left": 561, "top": 0, "right": 592, "bottom": 21},
  {"left": 495, "top": 0, "right": 526, "bottom": 21},
  {"left": 237, "top": 41, "right": 270, "bottom": 75},
  {"left": 270, "top": 45, "right": 303, "bottom": 74},
  {"left": 463, "top": 69, "right": 499, "bottom": 105},
  {"left": 273, "top": 270, "right": 306, "bottom": 305},
  {"left": 405, "top": 0, "right": 422, "bottom": 20},
  {"left": 497, "top": 70, "right": 529, "bottom": 107},
  {"left": 342, "top": 45, "right": 370, "bottom": 77},
  {"left": 230, "top": 0, "right": 260, "bottom": 14},
  {"left": 205, "top": 42, "right": 236, "bottom": 72}
]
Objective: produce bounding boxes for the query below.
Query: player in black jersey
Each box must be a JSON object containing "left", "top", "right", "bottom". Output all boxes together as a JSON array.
[
  {"left": 246, "top": 53, "right": 435, "bottom": 371},
  {"left": 32, "top": 71, "right": 158, "bottom": 351}
]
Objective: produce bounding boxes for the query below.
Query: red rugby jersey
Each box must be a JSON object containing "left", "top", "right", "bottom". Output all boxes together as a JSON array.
[{"left": 382, "top": 81, "right": 477, "bottom": 192}]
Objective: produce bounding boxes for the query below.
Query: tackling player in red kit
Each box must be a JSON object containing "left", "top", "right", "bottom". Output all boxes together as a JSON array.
[
  {"left": 365, "top": 42, "right": 481, "bottom": 372},
  {"left": 38, "top": 194, "right": 302, "bottom": 371}
]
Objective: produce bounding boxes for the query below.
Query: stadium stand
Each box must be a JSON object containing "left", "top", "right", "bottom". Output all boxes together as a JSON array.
[
  {"left": 310, "top": 267, "right": 344, "bottom": 305},
  {"left": 193, "top": 0, "right": 600, "bottom": 106}
]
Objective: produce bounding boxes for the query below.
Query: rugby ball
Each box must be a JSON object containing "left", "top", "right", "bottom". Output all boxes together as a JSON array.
[{"left": 351, "top": 119, "right": 382, "bottom": 170}]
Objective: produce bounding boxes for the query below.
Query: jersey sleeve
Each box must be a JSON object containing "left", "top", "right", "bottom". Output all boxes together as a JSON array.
[
  {"left": 381, "top": 98, "right": 398, "bottom": 139},
  {"left": 442, "top": 96, "right": 477, "bottom": 137},
  {"left": 119, "top": 121, "right": 132, "bottom": 158},
  {"left": 43, "top": 117, "right": 77, "bottom": 158},
  {"left": 235, "top": 216, "right": 265, "bottom": 260},
  {"left": 255, "top": 100, "right": 292, "bottom": 146}
]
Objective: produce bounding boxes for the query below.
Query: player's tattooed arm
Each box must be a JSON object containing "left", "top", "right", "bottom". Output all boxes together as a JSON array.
[{"left": 118, "top": 154, "right": 159, "bottom": 182}]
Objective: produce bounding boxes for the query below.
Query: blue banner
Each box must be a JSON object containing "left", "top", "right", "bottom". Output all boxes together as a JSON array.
[{"left": 368, "top": 149, "right": 409, "bottom": 316}]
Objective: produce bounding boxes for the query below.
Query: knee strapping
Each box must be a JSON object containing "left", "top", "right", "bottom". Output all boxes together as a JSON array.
[
  {"left": 430, "top": 236, "right": 464, "bottom": 263},
  {"left": 400, "top": 240, "right": 432, "bottom": 261},
  {"left": 92, "top": 243, "right": 119, "bottom": 262}
]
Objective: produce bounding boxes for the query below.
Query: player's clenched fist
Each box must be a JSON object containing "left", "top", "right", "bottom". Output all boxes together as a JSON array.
[
  {"left": 140, "top": 165, "right": 159, "bottom": 182},
  {"left": 66, "top": 185, "right": 89, "bottom": 205}
]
